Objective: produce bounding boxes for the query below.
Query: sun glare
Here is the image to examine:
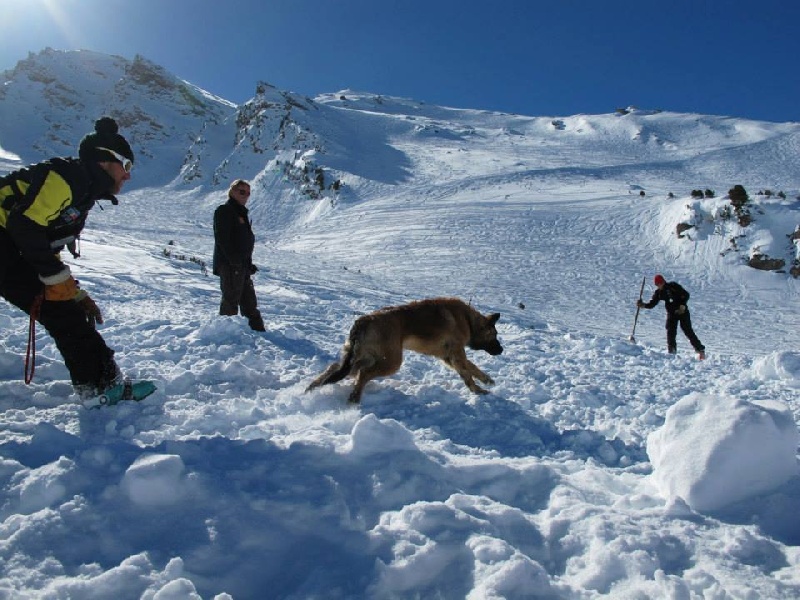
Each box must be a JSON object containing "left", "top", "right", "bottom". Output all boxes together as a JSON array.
[
  {"left": 41, "top": 0, "right": 84, "bottom": 47},
  {"left": 1, "top": 0, "right": 85, "bottom": 49}
]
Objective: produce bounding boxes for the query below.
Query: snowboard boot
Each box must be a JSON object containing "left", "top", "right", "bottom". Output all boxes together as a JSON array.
[{"left": 81, "top": 379, "right": 157, "bottom": 408}]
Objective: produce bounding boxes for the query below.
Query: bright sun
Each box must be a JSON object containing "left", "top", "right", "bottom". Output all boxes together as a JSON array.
[{"left": 1, "top": 0, "right": 85, "bottom": 52}]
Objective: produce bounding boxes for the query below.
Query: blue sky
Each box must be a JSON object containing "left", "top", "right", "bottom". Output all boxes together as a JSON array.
[{"left": 1, "top": 0, "right": 797, "bottom": 122}]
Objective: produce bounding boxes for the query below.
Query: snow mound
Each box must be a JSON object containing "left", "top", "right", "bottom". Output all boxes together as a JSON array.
[
  {"left": 752, "top": 352, "right": 800, "bottom": 388},
  {"left": 347, "top": 414, "right": 418, "bottom": 457},
  {"left": 15, "top": 456, "right": 73, "bottom": 514},
  {"left": 647, "top": 393, "right": 799, "bottom": 512},
  {"left": 122, "top": 454, "right": 190, "bottom": 507}
]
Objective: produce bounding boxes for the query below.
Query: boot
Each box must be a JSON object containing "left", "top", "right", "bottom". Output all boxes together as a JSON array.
[{"left": 248, "top": 314, "right": 266, "bottom": 332}]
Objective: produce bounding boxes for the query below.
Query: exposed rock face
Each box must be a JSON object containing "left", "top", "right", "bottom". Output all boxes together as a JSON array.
[
  {"left": 748, "top": 254, "right": 785, "bottom": 271},
  {"left": 674, "top": 186, "right": 798, "bottom": 277},
  {"left": 676, "top": 223, "right": 694, "bottom": 238}
]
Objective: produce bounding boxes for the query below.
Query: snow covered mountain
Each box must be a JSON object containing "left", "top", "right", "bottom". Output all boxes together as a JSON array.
[
  {"left": 0, "top": 49, "right": 236, "bottom": 184},
  {"left": 0, "top": 49, "right": 799, "bottom": 598},
  {"left": 3, "top": 49, "right": 799, "bottom": 275}
]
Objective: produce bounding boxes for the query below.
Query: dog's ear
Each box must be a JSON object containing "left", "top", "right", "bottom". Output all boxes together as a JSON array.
[{"left": 488, "top": 313, "right": 500, "bottom": 325}]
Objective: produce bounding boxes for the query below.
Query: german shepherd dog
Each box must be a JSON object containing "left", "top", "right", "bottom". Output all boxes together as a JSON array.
[{"left": 306, "top": 298, "right": 503, "bottom": 403}]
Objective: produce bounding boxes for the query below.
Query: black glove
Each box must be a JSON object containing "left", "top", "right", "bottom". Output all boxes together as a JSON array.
[
  {"left": 636, "top": 300, "right": 644, "bottom": 308},
  {"left": 676, "top": 305, "right": 686, "bottom": 315}
]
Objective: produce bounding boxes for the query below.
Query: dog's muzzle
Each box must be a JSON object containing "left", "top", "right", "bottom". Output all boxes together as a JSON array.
[{"left": 479, "top": 341, "right": 503, "bottom": 355}]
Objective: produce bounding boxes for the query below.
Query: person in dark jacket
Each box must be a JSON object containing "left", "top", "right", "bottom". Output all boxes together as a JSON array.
[
  {"left": 213, "top": 179, "right": 265, "bottom": 331},
  {"left": 0, "top": 117, "right": 136, "bottom": 397},
  {"left": 637, "top": 274, "right": 706, "bottom": 359}
]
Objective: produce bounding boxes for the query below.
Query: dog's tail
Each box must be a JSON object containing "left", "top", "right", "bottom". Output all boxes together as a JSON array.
[{"left": 305, "top": 339, "right": 356, "bottom": 392}]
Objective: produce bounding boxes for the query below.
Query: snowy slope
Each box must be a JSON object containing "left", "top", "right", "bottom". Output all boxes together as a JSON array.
[
  {"left": 0, "top": 49, "right": 235, "bottom": 185},
  {"left": 0, "top": 51, "right": 799, "bottom": 599}
]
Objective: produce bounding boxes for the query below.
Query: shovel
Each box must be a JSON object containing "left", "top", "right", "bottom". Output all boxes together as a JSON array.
[{"left": 629, "top": 276, "right": 646, "bottom": 343}]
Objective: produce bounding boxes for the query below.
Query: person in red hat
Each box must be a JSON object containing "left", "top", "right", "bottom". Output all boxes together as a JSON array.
[{"left": 637, "top": 274, "right": 706, "bottom": 359}]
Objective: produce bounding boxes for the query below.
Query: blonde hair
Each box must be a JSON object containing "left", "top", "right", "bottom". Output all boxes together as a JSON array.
[{"left": 228, "top": 179, "right": 251, "bottom": 197}]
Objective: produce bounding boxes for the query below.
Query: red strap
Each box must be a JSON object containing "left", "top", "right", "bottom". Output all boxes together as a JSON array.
[{"left": 24, "top": 294, "right": 43, "bottom": 384}]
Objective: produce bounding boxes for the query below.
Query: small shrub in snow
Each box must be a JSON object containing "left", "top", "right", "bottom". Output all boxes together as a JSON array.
[
  {"left": 728, "top": 185, "right": 752, "bottom": 227},
  {"left": 728, "top": 184, "right": 749, "bottom": 208}
]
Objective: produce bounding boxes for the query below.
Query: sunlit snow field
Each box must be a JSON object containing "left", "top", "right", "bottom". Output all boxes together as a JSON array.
[{"left": 1, "top": 95, "right": 799, "bottom": 598}]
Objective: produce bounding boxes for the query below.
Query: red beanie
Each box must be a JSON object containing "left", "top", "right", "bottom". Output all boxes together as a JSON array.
[{"left": 654, "top": 274, "right": 666, "bottom": 286}]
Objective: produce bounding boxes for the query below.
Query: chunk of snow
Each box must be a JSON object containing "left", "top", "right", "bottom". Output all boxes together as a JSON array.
[{"left": 647, "top": 393, "right": 798, "bottom": 512}]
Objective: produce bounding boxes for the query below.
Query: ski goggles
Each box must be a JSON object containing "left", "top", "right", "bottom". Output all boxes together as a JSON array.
[{"left": 97, "top": 147, "right": 133, "bottom": 173}]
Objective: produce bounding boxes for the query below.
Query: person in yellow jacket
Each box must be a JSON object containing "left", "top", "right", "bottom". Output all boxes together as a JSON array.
[{"left": 0, "top": 117, "right": 146, "bottom": 400}]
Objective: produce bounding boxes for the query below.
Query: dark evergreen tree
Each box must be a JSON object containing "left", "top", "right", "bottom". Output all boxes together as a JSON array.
[{"left": 728, "top": 185, "right": 748, "bottom": 208}]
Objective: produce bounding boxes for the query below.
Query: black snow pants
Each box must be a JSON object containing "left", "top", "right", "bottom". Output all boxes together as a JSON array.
[
  {"left": 665, "top": 310, "right": 705, "bottom": 354},
  {"left": 0, "top": 229, "right": 118, "bottom": 391},
  {"left": 217, "top": 263, "right": 264, "bottom": 331}
]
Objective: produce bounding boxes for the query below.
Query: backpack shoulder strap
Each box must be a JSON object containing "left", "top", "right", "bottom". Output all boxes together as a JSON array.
[{"left": 671, "top": 282, "right": 690, "bottom": 302}]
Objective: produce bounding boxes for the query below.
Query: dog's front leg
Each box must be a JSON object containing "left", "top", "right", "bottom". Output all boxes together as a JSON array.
[
  {"left": 445, "top": 353, "right": 489, "bottom": 395},
  {"left": 461, "top": 371, "right": 489, "bottom": 395},
  {"left": 466, "top": 360, "right": 494, "bottom": 385}
]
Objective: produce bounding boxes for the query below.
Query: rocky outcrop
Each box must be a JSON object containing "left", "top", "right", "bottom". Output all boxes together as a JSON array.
[{"left": 748, "top": 254, "right": 785, "bottom": 271}]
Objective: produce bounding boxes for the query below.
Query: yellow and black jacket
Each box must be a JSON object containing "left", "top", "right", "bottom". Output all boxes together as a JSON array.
[{"left": 0, "top": 157, "right": 117, "bottom": 281}]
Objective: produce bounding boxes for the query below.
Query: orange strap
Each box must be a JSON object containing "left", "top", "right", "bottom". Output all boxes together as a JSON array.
[{"left": 24, "top": 293, "right": 44, "bottom": 384}]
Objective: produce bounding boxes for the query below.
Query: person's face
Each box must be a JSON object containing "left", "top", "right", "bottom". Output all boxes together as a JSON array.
[
  {"left": 656, "top": 282, "right": 665, "bottom": 290},
  {"left": 232, "top": 185, "right": 251, "bottom": 205},
  {"left": 99, "top": 160, "right": 131, "bottom": 194}
]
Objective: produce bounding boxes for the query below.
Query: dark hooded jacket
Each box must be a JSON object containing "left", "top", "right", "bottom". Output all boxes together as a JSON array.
[
  {"left": 642, "top": 281, "right": 690, "bottom": 315},
  {"left": 213, "top": 198, "right": 255, "bottom": 275},
  {"left": 0, "top": 157, "right": 118, "bottom": 280}
]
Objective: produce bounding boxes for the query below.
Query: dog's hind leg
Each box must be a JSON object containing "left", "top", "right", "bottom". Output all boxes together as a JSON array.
[
  {"left": 347, "top": 348, "right": 403, "bottom": 404},
  {"left": 347, "top": 358, "right": 375, "bottom": 404},
  {"left": 347, "top": 376, "right": 368, "bottom": 404}
]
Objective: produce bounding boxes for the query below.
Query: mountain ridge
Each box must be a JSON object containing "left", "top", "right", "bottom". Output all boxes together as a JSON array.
[
  {"left": 1, "top": 49, "right": 799, "bottom": 279},
  {"left": 2, "top": 49, "right": 799, "bottom": 193}
]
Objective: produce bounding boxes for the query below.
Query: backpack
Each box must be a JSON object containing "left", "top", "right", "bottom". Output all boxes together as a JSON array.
[{"left": 669, "top": 282, "right": 690, "bottom": 304}]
